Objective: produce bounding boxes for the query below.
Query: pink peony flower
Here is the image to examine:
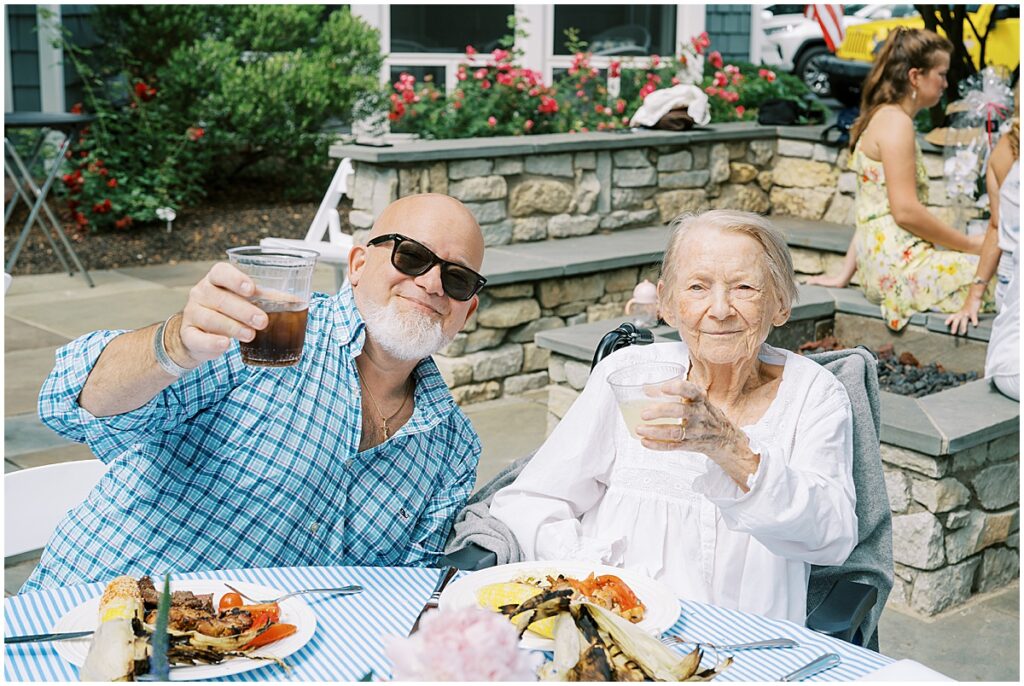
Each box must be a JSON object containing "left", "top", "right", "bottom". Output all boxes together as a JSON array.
[
  {"left": 386, "top": 607, "right": 540, "bottom": 681},
  {"left": 487, "top": 116, "right": 497, "bottom": 127},
  {"left": 474, "top": 68, "right": 488, "bottom": 80},
  {"left": 524, "top": 119, "right": 534, "bottom": 131},
  {"left": 708, "top": 51, "right": 724, "bottom": 69},
  {"left": 736, "top": 105, "right": 746, "bottom": 117}
]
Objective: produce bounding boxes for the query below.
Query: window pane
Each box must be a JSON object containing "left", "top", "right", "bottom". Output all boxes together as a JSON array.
[
  {"left": 553, "top": 5, "right": 677, "bottom": 56},
  {"left": 389, "top": 65, "right": 445, "bottom": 89},
  {"left": 390, "top": 5, "right": 513, "bottom": 54}
]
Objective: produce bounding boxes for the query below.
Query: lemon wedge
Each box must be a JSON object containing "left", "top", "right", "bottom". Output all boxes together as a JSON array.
[{"left": 475, "top": 582, "right": 558, "bottom": 639}]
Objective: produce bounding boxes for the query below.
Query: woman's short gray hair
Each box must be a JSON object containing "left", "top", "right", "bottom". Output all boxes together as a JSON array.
[{"left": 660, "top": 209, "right": 799, "bottom": 314}]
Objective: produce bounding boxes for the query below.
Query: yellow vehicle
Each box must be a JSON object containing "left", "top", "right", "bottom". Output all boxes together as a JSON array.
[{"left": 823, "top": 4, "right": 1020, "bottom": 105}]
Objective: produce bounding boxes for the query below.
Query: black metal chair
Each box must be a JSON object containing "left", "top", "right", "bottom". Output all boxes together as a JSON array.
[{"left": 442, "top": 324, "right": 891, "bottom": 649}]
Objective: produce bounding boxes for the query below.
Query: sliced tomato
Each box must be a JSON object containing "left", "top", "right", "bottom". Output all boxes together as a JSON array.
[
  {"left": 566, "top": 572, "right": 598, "bottom": 597},
  {"left": 242, "top": 623, "right": 297, "bottom": 650},
  {"left": 240, "top": 603, "right": 281, "bottom": 629},
  {"left": 593, "top": 575, "right": 642, "bottom": 611},
  {"left": 218, "top": 592, "right": 243, "bottom": 612}
]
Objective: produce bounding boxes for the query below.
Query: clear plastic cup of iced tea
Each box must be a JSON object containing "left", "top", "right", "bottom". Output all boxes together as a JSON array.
[{"left": 226, "top": 246, "right": 319, "bottom": 367}]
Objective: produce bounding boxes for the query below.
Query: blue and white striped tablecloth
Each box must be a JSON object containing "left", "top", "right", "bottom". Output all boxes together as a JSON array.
[
  {"left": 4, "top": 565, "right": 439, "bottom": 682},
  {"left": 673, "top": 599, "right": 893, "bottom": 681},
  {"left": 4, "top": 565, "right": 895, "bottom": 681}
]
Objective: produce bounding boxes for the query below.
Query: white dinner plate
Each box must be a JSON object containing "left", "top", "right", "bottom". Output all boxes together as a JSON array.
[
  {"left": 52, "top": 579, "right": 316, "bottom": 681},
  {"left": 439, "top": 560, "right": 680, "bottom": 651}
]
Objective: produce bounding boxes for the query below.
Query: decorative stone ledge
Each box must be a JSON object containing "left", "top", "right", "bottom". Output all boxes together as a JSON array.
[{"left": 331, "top": 122, "right": 964, "bottom": 255}]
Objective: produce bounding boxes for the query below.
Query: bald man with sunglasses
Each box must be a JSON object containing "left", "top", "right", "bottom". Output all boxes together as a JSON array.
[{"left": 26, "top": 194, "right": 487, "bottom": 591}]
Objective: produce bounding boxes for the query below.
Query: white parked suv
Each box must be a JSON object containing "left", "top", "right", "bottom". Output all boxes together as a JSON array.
[{"left": 760, "top": 4, "right": 917, "bottom": 97}]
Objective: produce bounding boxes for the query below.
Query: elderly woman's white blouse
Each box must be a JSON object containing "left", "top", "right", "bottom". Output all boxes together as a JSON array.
[{"left": 489, "top": 341, "right": 858, "bottom": 624}]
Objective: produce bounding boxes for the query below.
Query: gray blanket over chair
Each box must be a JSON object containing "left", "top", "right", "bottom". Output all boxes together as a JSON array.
[{"left": 445, "top": 347, "right": 893, "bottom": 650}]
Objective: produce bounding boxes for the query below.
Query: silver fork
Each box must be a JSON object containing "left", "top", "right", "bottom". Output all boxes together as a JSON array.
[
  {"left": 659, "top": 635, "right": 799, "bottom": 651},
  {"left": 223, "top": 582, "right": 363, "bottom": 604}
]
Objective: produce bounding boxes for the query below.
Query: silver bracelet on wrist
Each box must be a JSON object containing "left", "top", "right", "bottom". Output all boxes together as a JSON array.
[{"left": 154, "top": 314, "right": 191, "bottom": 378}]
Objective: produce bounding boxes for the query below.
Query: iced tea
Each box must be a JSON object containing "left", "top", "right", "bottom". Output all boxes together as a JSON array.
[{"left": 240, "top": 299, "right": 309, "bottom": 367}]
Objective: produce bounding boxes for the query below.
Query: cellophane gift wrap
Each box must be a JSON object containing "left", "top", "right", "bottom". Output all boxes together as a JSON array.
[{"left": 943, "top": 67, "right": 1014, "bottom": 231}]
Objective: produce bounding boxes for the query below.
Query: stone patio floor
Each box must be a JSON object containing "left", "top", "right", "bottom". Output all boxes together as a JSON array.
[{"left": 3, "top": 262, "right": 1020, "bottom": 681}]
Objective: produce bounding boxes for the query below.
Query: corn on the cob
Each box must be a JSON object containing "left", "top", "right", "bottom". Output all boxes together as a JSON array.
[
  {"left": 80, "top": 576, "right": 146, "bottom": 682},
  {"left": 475, "top": 582, "right": 558, "bottom": 638}
]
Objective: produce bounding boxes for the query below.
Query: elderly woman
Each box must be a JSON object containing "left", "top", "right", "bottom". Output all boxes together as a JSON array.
[{"left": 489, "top": 210, "right": 858, "bottom": 623}]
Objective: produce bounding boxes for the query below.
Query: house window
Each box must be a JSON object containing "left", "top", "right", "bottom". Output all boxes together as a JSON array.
[
  {"left": 7, "top": 5, "right": 41, "bottom": 111},
  {"left": 61, "top": 5, "right": 100, "bottom": 110},
  {"left": 389, "top": 5, "right": 514, "bottom": 54},
  {"left": 552, "top": 5, "right": 677, "bottom": 56},
  {"left": 389, "top": 65, "right": 446, "bottom": 89}
]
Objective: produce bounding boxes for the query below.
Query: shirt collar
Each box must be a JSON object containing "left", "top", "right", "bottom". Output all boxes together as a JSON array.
[
  {"left": 330, "top": 283, "right": 457, "bottom": 422},
  {"left": 329, "top": 282, "right": 366, "bottom": 354}
]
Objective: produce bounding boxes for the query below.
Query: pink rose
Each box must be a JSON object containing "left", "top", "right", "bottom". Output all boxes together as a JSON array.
[{"left": 386, "top": 608, "right": 540, "bottom": 681}]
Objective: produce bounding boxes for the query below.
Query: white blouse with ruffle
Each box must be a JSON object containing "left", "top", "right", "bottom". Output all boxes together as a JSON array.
[{"left": 489, "top": 341, "right": 858, "bottom": 624}]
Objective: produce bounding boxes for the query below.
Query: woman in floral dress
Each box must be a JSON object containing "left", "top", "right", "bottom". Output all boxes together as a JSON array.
[{"left": 807, "top": 28, "right": 988, "bottom": 331}]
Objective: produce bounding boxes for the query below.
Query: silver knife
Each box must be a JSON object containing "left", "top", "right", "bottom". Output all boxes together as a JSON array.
[
  {"left": 408, "top": 566, "right": 458, "bottom": 635},
  {"left": 780, "top": 653, "right": 842, "bottom": 681},
  {"left": 5, "top": 630, "right": 94, "bottom": 644}
]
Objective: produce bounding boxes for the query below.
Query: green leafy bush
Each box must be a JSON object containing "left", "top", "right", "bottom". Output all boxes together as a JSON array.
[{"left": 59, "top": 5, "right": 385, "bottom": 232}]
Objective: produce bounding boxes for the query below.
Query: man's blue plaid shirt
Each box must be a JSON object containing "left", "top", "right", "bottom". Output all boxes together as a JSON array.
[{"left": 23, "top": 284, "right": 480, "bottom": 592}]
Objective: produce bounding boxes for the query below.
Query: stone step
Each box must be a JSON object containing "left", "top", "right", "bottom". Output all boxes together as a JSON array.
[{"left": 481, "top": 216, "right": 855, "bottom": 287}]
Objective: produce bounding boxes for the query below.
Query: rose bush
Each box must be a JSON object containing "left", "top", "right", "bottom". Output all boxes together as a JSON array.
[
  {"left": 56, "top": 5, "right": 385, "bottom": 232},
  {"left": 389, "top": 24, "right": 824, "bottom": 139}
]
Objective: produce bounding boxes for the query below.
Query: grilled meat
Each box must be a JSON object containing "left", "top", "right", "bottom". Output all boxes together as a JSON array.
[
  {"left": 171, "top": 591, "right": 215, "bottom": 614},
  {"left": 145, "top": 605, "right": 213, "bottom": 632},
  {"left": 137, "top": 576, "right": 160, "bottom": 610},
  {"left": 195, "top": 608, "right": 254, "bottom": 637}
]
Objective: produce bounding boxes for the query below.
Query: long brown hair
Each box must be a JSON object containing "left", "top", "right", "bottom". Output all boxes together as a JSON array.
[
  {"left": 849, "top": 27, "right": 953, "bottom": 149},
  {"left": 1009, "top": 118, "right": 1019, "bottom": 160}
]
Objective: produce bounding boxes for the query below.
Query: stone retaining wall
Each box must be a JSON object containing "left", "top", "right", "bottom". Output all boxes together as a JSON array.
[
  {"left": 883, "top": 438, "right": 1020, "bottom": 616},
  {"left": 347, "top": 134, "right": 959, "bottom": 248}
]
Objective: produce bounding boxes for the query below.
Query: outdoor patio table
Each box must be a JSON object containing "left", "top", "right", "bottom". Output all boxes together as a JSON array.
[
  {"left": 4, "top": 111, "right": 96, "bottom": 287},
  {"left": 4, "top": 564, "right": 897, "bottom": 681}
]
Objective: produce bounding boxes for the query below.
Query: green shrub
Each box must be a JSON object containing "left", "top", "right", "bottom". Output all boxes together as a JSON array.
[{"left": 59, "top": 5, "right": 385, "bottom": 232}]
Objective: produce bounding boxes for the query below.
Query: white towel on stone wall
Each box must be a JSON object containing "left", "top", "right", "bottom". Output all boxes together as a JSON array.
[{"left": 629, "top": 84, "right": 711, "bottom": 128}]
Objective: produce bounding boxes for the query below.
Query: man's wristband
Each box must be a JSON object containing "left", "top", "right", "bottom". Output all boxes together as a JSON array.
[
  {"left": 972, "top": 276, "right": 988, "bottom": 287},
  {"left": 154, "top": 314, "right": 191, "bottom": 378}
]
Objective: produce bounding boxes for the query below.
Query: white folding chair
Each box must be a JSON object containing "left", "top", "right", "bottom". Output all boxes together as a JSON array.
[
  {"left": 4, "top": 460, "right": 109, "bottom": 557},
  {"left": 261, "top": 157, "right": 355, "bottom": 291}
]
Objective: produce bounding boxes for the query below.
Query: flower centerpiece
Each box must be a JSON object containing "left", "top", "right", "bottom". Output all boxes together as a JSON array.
[{"left": 385, "top": 607, "right": 542, "bottom": 681}]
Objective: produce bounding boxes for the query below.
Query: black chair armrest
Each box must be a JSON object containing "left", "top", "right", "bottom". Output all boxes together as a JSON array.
[
  {"left": 438, "top": 543, "right": 498, "bottom": 571},
  {"left": 805, "top": 578, "right": 878, "bottom": 647}
]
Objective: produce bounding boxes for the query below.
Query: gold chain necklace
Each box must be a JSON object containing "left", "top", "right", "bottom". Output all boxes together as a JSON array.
[{"left": 360, "top": 376, "right": 412, "bottom": 440}]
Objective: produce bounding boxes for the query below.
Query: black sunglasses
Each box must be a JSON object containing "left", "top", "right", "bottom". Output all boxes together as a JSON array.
[{"left": 367, "top": 233, "right": 486, "bottom": 301}]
